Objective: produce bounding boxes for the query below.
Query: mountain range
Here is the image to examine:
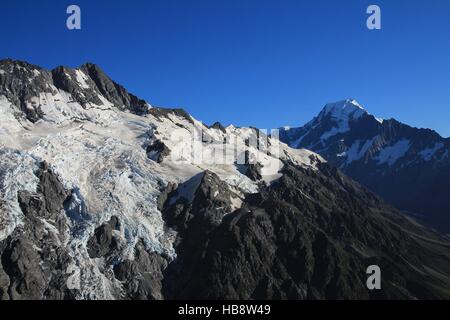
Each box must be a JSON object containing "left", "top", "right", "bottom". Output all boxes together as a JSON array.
[
  {"left": 0, "top": 59, "right": 449, "bottom": 300},
  {"left": 279, "top": 99, "right": 450, "bottom": 234}
]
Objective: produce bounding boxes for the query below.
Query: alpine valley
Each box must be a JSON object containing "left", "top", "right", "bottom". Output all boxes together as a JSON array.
[{"left": 0, "top": 59, "right": 449, "bottom": 300}]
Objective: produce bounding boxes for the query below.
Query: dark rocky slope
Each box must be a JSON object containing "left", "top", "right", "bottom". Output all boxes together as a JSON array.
[
  {"left": 1, "top": 62, "right": 449, "bottom": 300},
  {"left": 159, "top": 164, "right": 450, "bottom": 299},
  {"left": 1, "top": 145, "right": 449, "bottom": 300}
]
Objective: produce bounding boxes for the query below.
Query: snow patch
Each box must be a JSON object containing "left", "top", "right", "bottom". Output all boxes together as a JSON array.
[
  {"left": 376, "top": 139, "right": 411, "bottom": 166},
  {"left": 0, "top": 86, "right": 326, "bottom": 298},
  {"left": 342, "top": 136, "right": 377, "bottom": 165},
  {"left": 319, "top": 99, "right": 367, "bottom": 141},
  {"left": 320, "top": 123, "right": 350, "bottom": 141},
  {"left": 0, "top": 149, "right": 40, "bottom": 241},
  {"left": 322, "top": 99, "right": 366, "bottom": 121},
  {"left": 419, "top": 143, "right": 444, "bottom": 161},
  {"left": 75, "top": 70, "right": 90, "bottom": 89}
]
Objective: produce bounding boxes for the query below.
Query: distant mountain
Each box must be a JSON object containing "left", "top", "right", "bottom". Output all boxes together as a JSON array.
[
  {"left": 279, "top": 99, "right": 450, "bottom": 233},
  {"left": 1, "top": 61, "right": 450, "bottom": 299}
]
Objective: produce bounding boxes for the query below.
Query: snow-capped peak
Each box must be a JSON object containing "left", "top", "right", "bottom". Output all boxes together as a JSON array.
[{"left": 321, "top": 99, "right": 366, "bottom": 121}]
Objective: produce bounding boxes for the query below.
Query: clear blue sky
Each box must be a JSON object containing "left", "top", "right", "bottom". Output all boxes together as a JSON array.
[{"left": 1, "top": 0, "right": 449, "bottom": 137}]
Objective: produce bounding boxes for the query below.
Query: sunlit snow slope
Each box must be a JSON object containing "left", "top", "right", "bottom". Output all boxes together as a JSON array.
[{"left": 0, "top": 60, "right": 322, "bottom": 299}]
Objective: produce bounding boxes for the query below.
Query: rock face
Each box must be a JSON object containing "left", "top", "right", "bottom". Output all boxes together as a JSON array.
[
  {"left": 0, "top": 59, "right": 150, "bottom": 123},
  {"left": 146, "top": 139, "right": 171, "bottom": 163},
  {"left": 211, "top": 122, "right": 227, "bottom": 133},
  {"left": 160, "top": 162, "right": 450, "bottom": 299},
  {"left": 87, "top": 216, "right": 121, "bottom": 259},
  {"left": 113, "top": 240, "right": 168, "bottom": 300},
  {"left": 0, "top": 60, "right": 51, "bottom": 122},
  {"left": 0, "top": 162, "right": 76, "bottom": 300},
  {"left": 279, "top": 99, "right": 450, "bottom": 233},
  {"left": 80, "top": 63, "right": 149, "bottom": 115},
  {"left": 149, "top": 107, "right": 195, "bottom": 125},
  {"left": 1, "top": 61, "right": 450, "bottom": 300}
]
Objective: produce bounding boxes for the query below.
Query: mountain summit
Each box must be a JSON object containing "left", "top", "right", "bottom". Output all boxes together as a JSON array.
[
  {"left": 1, "top": 62, "right": 450, "bottom": 299},
  {"left": 280, "top": 100, "right": 450, "bottom": 233},
  {"left": 320, "top": 99, "right": 367, "bottom": 121},
  {"left": 0, "top": 59, "right": 151, "bottom": 123}
]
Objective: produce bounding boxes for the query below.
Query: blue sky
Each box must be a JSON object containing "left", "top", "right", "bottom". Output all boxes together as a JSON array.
[{"left": 1, "top": 0, "right": 449, "bottom": 136}]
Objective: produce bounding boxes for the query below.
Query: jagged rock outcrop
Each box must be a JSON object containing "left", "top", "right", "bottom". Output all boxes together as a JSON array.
[
  {"left": 244, "top": 163, "right": 263, "bottom": 181},
  {"left": 149, "top": 107, "right": 195, "bottom": 125},
  {"left": 146, "top": 139, "right": 171, "bottom": 163},
  {"left": 211, "top": 122, "right": 227, "bottom": 133},
  {"left": 80, "top": 63, "right": 149, "bottom": 115},
  {"left": 0, "top": 162, "right": 76, "bottom": 300},
  {"left": 87, "top": 216, "right": 121, "bottom": 259},
  {"left": 1, "top": 61, "right": 450, "bottom": 300},
  {"left": 114, "top": 239, "right": 168, "bottom": 300},
  {"left": 161, "top": 163, "right": 450, "bottom": 299},
  {"left": 0, "top": 59, "right": 150, "bottom": 123},
  {"left": 0, "top": 59, "right": 51, "bottom": 122}
]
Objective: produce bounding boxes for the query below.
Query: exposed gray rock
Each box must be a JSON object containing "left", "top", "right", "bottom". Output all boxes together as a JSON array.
[
  {"left": 80, "top": 63, "right": 149, "bottom": 115},
  {"left": 0, "top": 262, "right": 9, "bottom": 300},
  {"left": 0, "top": 59, "right": 52, "bottom": 122},
  {"left": 113, "top": 239, "right": 168, "bottom": 300},
  {"left": 2, "top": 62, "right": 450, "bottom": 301},
  {"left": 51, "top": 66, "right": 103, "bottom": 107},
  {"left": 87, "top": 216, "right": 121, "bottom": 259},
  {"left": 161, "top": 163, "right": 450, "bottom": 299},
  {"left": 0, "top": 161, "right": 76, "bottom": 300},
  {"left": 146, "top": 139, "right": 171, "bottom": 163},
  {"left": 163, "top": 171, "right": 235, "bottom": 238},
  {"left": 157, "top": 182, "right": 178, "bottom": 211},
  {"left": 211, "top": 121, "right": 227, "bottom": 133},
  {"left": 0, "top": 59, "right": 150, "bottom": 122},
  {"left": 148, "top": 107, "right": 195, "bottom": 125}
]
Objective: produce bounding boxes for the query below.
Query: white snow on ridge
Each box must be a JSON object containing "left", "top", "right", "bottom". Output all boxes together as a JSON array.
[
  {"left": 320, "top": 123, "right": 350, "bottom": 141},
  {"left": 419, "top": 142, "right": 444, "bottom": 161},
  {"left": 284, "top": 99, "right": 385, "bottom": 147},
  {"left": 75, "top": 69, "right": 91, "bottom": 89},
  {"left": 0, "top": 86, "right": 326, "bottom": 298},
  {"left": 0, "top": 92, "right": 177, "bottom": 298},
  {"left": 318, "top": 99, "right": 367, "bottom": 142},
  {"left": 376, "top": 139, "right": 411, "bottom": 166},
  {"left": 322, "top": 99, "right": 366, "bottom": 121},
  {"left": 339, "top": 136, "right": 377, "bottom": 166},
  {"left": 0, "top": 97, "right": 28, "bottom": 147},
  {"left": 38, "top": 90, "right": 117, "bottom": 125},
  {"left": 0, "top": 149, "right": 40, "bottom": 242}
]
